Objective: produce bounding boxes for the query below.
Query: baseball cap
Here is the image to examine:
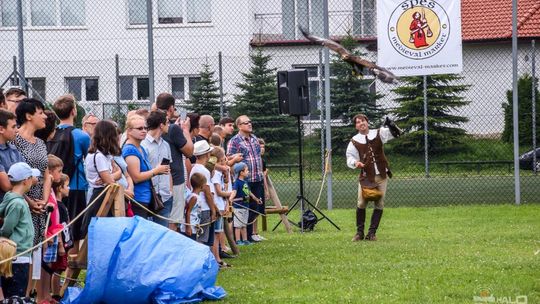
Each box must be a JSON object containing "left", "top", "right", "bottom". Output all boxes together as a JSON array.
[
  {"left": 8, "top": 162, "right": 41, "bottom": 182},
  {"left": 233, "top": 162, "right": 247, "bottom": 179}
]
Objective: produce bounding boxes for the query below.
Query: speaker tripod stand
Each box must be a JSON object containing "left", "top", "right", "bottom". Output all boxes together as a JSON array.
[{"left": 273, "top": 116, "right": 340, "bottom": 232}]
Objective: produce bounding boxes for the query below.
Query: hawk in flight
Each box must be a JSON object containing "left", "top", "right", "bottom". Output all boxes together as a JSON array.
[{"left": 299, "top": 26, "right": 397, "bottom": 84}]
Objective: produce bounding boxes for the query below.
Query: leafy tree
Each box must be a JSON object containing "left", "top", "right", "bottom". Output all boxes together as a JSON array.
[
  {"left": 502, "top": 74, "right": 540, "bottom": 145},
  {"left": 186, "top": 62, "right": 221, "bottom": 120},
  {"left": 232, "top": 48, "right": 296, "bottom": 158},
  {"left": 390, "top": 75, "right": 471, "bottom": 155},
  {"left": 329, "top": 35, "right": 385, "bottom": 153},
  {"left": 74, "top": 103, "right": 86, "bottom": 129}
]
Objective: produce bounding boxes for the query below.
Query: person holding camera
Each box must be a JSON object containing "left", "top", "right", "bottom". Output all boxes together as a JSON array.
[
  {"left": 142, "top": 110, "right": 173, "bottom": 227},
  {"left": 346, "top": 114, "right": 402, "bottom": 242},
  {"left": 123, "top": 115, "right": 170, "bottom": 218}
]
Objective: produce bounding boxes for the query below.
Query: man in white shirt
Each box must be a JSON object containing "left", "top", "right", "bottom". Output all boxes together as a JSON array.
[
  {"left": 142, "top": 110, "right": 173, "bottom": 227},
  {"left": 346, "top": 114, "right": 401, "bottom": 242}
]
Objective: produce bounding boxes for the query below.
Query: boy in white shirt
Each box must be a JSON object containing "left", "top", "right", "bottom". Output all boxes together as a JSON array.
[
  {"left": 210, "top": 147, "right": 233, "bottom": 264},
  {"left": 188, "top": 141, "right": 218, "bottom": 247},
  {"left": 181, "top": 173, "right": 205, "bottom": 240}
]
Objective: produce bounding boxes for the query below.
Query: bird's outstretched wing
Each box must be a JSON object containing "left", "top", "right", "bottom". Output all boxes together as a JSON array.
[
  {"left": 348, "top": 55, "right": 398, "bottom": 84},
  {"left": 299, "top": 26, "right": 398, "bottom": 84},
  {"left": 299, "top": 26, "right": 351, "bottom": 59}
]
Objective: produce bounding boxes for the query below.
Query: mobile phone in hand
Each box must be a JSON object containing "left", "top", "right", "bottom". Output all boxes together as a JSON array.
[{"left": 161, "top": 158, "right": 171, "bottom": 165}]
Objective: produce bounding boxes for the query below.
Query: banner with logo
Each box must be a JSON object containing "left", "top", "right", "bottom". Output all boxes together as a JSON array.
[{"left": 377, "top": 0, "right": 462, "bottom": 76}]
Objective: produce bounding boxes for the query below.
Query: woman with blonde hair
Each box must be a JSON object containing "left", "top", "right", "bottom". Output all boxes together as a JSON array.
[{"left": 122, "top": 115, "right": 169, "bottom": 217}]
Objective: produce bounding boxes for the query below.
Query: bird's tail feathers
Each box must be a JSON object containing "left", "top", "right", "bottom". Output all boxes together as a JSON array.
[{"left": 371, "top": 67, "right": 398, "bottom": 84}]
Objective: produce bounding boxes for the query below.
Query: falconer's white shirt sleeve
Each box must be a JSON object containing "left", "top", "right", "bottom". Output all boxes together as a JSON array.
[
  {"left": 379, "top": 127, "right": 394, "bottom": 143},
  {"left": 346, "top": 140, "right": 359, "bottom": 169}
]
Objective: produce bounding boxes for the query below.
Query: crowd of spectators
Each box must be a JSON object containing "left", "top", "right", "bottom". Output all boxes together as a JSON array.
[{"left": 0, "top": 88, "right": 268, "bottom": 303}]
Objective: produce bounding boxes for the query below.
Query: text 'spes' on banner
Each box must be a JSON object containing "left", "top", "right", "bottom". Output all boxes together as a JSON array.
[{"left": 377, "top": 0, "right": 463, "bottom": 77}]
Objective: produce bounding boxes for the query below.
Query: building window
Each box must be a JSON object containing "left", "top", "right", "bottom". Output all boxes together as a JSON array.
[
  {"left": 186, "top": 0, "right": 211, "bottom": 23},
  {"left": 128, "top": 0, "right": 211, "bottom": 25},
  {"left": 188, "top": 76, "right": 200, "bottom": 100},
  {"left": 119, "top": 76, "right": 150, "bottom": 101},
  {"left": 128, "top": 0, "right": 147, "bottom": 25},
  {"left": 353, "top": 0, "right": 376, "bottom": 36},
  {"left": 1, "top": 0, "right": 27, "bottom": 27},
  {"left": 26, "top": 77, "right": 46, "bottom": 100},
  {"left": 119, "top": 76, "right": 134, "bottom": 100},
  {"left": 1, "top": 0, "right": 85, "bottom": 27},
  {"left": 65, "top": 77, "right": 99, "bottom": 102},
  {"left": 60, "top": 0, "right": 85, "bottom": 26},
  {"left": 170, "top": 76, "right": 200, "bottom": 100},
  {"left": 171, "top": 77, "right": 185, "bottom": 99},
  {"left": 31, "top": 0, "right": 55, "bottom": 26},
  {"left": 136, "top": 77, "right": 149, "bottom": 100},
  {"left": 158, "top": 0, "right": 183, "bottom": 24}
]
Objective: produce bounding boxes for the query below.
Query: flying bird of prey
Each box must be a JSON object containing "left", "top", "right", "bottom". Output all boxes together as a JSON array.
[{"left": 299, "top": 26, "right": 397, "bottom": 84}]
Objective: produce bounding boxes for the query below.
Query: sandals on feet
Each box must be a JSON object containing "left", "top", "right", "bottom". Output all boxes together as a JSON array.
[{"left": 218, "top": 261, "right": 232, "bottom": 269}]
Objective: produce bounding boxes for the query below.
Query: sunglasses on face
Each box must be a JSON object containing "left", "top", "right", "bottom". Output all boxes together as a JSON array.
[
  {"left": 131, "top": 126, "right": 148, "bottom": 131},
  {"left": 239, "top": 121, "right": 252, "bottom": 125}
]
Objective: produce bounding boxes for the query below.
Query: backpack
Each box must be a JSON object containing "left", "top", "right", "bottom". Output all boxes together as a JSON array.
[
  {"left": 298, "top": 209, "right": 318, "bottom": 231},
  {"left": 47, "top": 126, "right": 77, "bottom": 179}
]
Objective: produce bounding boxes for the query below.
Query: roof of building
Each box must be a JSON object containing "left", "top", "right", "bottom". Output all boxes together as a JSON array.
[{"left": 462, "top": 0, "right": 540, "bottom": 41}]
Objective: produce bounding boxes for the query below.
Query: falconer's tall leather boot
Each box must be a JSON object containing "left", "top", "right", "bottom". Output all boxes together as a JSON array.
[
  {"left": 366, "top": 209, "right": 383, "bottom": 241},
  {"left": 351, "top": 208, "right": 366, "bottom": 242}
]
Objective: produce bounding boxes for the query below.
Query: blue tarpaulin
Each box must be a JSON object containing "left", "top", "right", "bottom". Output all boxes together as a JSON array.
[{"left": 62, "top": 216, "right": 226, "bottom": 304}]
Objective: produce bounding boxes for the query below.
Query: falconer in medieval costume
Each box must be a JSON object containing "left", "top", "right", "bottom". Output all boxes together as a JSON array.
[{"left": 346, "top": 114, "right": 402, "bottom": 241}]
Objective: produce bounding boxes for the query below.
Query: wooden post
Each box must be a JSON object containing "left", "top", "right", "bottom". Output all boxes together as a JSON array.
[
  {"left": 266, "top": 176, "right": 292, "bottom": 233},
  {"left": 60, "top": 185, "right": 120, "bottom": 296},
  {"left": 223, "top": 217, "right": 239, "bottom": 255}
]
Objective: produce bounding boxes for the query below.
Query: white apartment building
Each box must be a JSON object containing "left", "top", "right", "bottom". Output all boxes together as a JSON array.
[{"left": 0, "top": 0, "right": 537, "bottom": 135}]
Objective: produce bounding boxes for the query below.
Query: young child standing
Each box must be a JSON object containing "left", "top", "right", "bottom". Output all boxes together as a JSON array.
[
  {"left": 210, "top": 148, "right": 232, "bottom": 268},
  {"left": 35, "top": 155, "right": 66, "bottom": 304},
  {"left": 189, "top": 141, "right": 218, "bottom": 247},
  {"left": 231, "top": 163, "right": 262, "bottom": 245},
  {"left": 0, "top": 162, "right": 39, "bottom": 298},
  {"left": 181, "top": 173, "right": 205, "bottom": 241},
  {"left": 50, "top": 173, "right": 70, "bottom": 300}
]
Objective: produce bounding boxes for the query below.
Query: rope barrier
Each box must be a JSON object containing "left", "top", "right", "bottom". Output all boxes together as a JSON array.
[
  {"left": 314, "top": 149, "right": 331, "bottom": 208},
  {"left": 231, "top": 210, "right": 260, "bottom": 226},
  {"left": 52, "top": 272, "right": 84, "bottom": 284},
  {"left": 0, "top": 182, "right": 272, "bottom": 265},
  {"left": 125, "top": 195, "right": 211, "bottom": 236},
  {"left": 0, "top": 185, "right": 112, "bottom": 266},
  {"left": 126, "top": 195, "right": 266, "bottom": 225}
]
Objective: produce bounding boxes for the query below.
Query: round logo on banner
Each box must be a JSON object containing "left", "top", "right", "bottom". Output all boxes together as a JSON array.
[{"left": 387, "top": 1, "right": 450, "bottom": 60}]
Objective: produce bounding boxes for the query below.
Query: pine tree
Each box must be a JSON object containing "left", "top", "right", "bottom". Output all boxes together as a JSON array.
[
  {"left": 186, "top": 62, "right": 221, "bottom": 120},
  {"left": 329, "top": 35, "right": 385, "bottom": 153},
  {"left": 390, "top": 75, "right": 471, "bottom": 155},
  {"left": 232, "top": 48, "right": 296, "bottom": 158},
  {"left": 502, "top": 74, "right": 540, "bottom": 145}
]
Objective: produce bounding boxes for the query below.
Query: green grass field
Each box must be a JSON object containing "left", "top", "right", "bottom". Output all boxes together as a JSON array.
[
  {"left": 270, "top": 175, "right": 540, "bottom": 208},
  {"left": 217, "top": 205, "right": 540, "bottom": 303}
]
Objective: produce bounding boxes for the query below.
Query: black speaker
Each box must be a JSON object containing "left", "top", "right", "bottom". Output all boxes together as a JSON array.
[
  {"left": 277, "top": 69, "right": 309, "bottom": 116},
  {"left": 277, "top": 71, "right": 290, "bottom": 115}
]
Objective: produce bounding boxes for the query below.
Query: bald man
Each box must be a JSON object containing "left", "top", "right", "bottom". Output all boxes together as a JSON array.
[{"left": 196, "top": 115, "right": 215, "bottom": 143}]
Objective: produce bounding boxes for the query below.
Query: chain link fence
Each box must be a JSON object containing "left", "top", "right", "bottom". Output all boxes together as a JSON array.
[{"left": 0, "top": 0, "right": 538, "bottom": 208}]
